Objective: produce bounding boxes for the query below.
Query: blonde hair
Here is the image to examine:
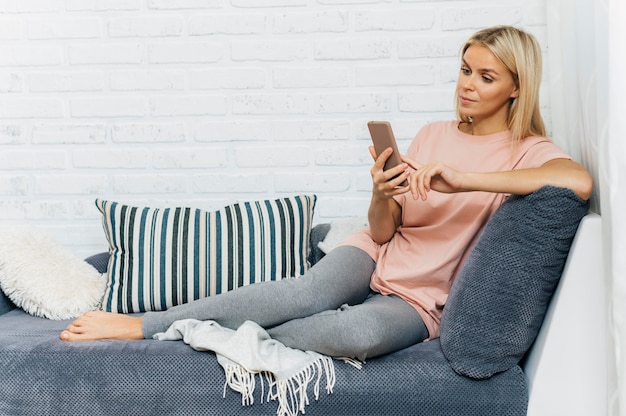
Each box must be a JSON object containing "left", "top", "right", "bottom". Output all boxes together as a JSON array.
[{"left": 455, "top": 26, "right": 546, "bottom": 144}]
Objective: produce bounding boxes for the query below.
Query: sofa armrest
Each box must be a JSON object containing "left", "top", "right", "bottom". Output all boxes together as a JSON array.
[{"left": 523, "top": 213, "right": 607, "bottom": 416}]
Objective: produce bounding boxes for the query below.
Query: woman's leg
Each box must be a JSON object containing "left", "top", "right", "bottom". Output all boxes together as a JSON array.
[
  {"left": 266, "top": 293, "right": 429, "bottom": 361},
  {"left": 141, "top": 246, "right": 375, "bottom": 337}
]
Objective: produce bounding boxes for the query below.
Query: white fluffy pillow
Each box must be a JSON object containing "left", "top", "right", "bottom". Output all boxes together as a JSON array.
[
  {"left": 317, "top": 218, "right": 368, "bottom": 254},
  {"left": 0, "top": 229, "right": 107, "bottom": 320}
]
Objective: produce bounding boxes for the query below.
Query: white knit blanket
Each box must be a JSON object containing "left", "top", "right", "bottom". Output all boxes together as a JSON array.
[{"left": 154, "top": 319, "right": 336, "bottom": 416}]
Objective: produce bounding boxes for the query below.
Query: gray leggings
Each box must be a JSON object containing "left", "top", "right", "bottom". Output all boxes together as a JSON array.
[{"left": 142, "top": 246, "right": 428, "bottom": 361}]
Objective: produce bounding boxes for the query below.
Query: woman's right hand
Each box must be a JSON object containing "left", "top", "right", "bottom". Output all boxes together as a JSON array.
[
  {"left": 367, "top": 146, "right": 408, "bottom": 244},
  {"left": 369, "top": 146, "right": 411, "bottom": 199}
]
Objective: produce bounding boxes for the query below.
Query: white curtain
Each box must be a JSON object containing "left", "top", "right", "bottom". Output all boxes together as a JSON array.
[{"left": 547, "top": 0, "right": 624, "bottom": 414}]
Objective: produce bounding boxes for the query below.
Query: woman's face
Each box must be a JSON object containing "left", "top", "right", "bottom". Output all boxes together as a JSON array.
[{"left": 456, "top": 44, "right": 519, "bottom": 132}]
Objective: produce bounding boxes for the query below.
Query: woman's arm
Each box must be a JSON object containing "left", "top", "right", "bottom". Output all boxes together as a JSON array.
[
  {"left": 406, "top": 157, "right": 594, "bottom": 201},
  {"left": 367, "top": 146, "right": 410, "bottom": 244}
]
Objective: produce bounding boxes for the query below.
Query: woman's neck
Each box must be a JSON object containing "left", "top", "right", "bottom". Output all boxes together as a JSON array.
[{"left": 459, "top": 118, "right": 509, "bottom": 136}]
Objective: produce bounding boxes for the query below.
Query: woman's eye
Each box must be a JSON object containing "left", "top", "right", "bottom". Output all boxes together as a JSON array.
[
  {"left": 461, "top": 67, "right": 470, "bottom": 75},
  {"left": 482, "top": 76, "right": 493, "bottom": 83}
]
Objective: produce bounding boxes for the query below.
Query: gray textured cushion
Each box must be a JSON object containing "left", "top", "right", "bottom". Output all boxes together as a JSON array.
[
  {"left": 440, "top": 186, "right": 589, "bottom": 379},
  {"left": 0, "top": 308, "right": 527, "bottom": 416}
]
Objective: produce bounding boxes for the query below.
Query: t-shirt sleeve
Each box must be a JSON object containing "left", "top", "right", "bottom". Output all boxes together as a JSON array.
[{"left": 513, "top": 138, "right": 572, "bottom": 170}]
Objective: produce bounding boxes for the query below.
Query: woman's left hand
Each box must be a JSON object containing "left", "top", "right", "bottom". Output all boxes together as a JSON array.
[{"left": 402, "top": 156, "right": 465, "bottom": 200}]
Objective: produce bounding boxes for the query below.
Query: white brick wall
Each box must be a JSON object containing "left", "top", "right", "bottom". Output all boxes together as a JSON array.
[{"left": 0, "top": 0, "right": 548, "bottom": 258}]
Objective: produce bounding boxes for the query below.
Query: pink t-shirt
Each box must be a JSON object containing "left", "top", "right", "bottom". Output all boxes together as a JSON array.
[{"left": 341, "top": 120, "right": 572, "bottom": 339}]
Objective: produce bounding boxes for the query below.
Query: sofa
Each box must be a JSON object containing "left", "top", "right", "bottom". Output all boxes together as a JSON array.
[{"left": 0, "top": 186, "right": 604, "bottom": 416}]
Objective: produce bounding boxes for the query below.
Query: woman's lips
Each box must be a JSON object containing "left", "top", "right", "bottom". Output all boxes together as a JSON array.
[{"left": 460, "top": 96, "right": 476, "bottom": 105}]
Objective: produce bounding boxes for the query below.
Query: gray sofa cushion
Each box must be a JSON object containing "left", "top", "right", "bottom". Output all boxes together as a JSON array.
[
  {"left": 0, "top": 308, "right": 528, "bottom": 416},
  {"left": 440, "top": 186, "right": 589, "bottom": 379}
]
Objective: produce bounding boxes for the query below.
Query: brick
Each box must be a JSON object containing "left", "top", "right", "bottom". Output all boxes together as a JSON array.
[
  {"left": 315, "top": 38, "right": 393, "bottom": 60},
  {"left": 70, "top": 97, "right": 146, "bottom": 118},
  {"left": 274, "top": 172, "right": 351, "bottom": 192},
  {"left": 355, "top": 64, "right": 434, "bottom": 86},
  {"left": 72, "top": 149, "right": 149, "bottom": 169},
  {"left": 148, "top": 42, "right": 223, "bottom": 63},
  {"left": 32, "top": 124, "right": 106, "bottom": 144},
  {"left": 0, "top": 150, "right": 66, "bottom": 170},
  {"left": 441, "top": 6, "right": 522, "bottom": 30},
  {"left": 28, "top": 71, "right": 103, "bottom": 92},
  {"left": 34, "top": 174, "right": 108, "bottom": 195},
  {"left": 193, "top": 121, "right": 272, "bottom": 142},
  {"left": 272, "top": 10, "right": 348, "bottom": 34},
  {"left": 315, "top": 197, "right": 369, "bottom": 219},
  {"left": 398, "top": 34, "right": 468, "bottom": 59},
  {"left": 355, "top": 8, "right": 435, "bottom": 31},
  {"left": 273, "top": 66, "right": 350, "bottom": 88},
  {"left": 314, "top": 145, "right": 370, "bottom": 166},
  {"left": 111, "top": 174, "right": 187, "bottom": 194},
  {"left": 0, "top": 175, "right": 28, "bottom": 196},
  {"left": 355, "top": 172, "right": 373, "bottom": 192},
  {"left": 192, "top": 173, "right": 270, "bottom": 193},
  {"left": 233, "top": 94, "right": 310, "bottom": 115},
  {"left": 189, "top": 14, "right": 266, "bottom": 35},
  {"left": 1, "top": 98, "right": 63, "bottom": 118},
  {"left": 112, "top": 122, "right": 186, "bottom": 143},
  {"left": 65, "top": 0, "right": 141, "bottom": 11},
  {"left": 273, "top": 119, "right": 350, "bottom": 141},
  {"left": 0, "top": 46, "right": 63, "bottom": 66},
  {"left": 190, "top": 68, "right": 265, "bottom": 90},
  {"left": 398, "top": 88, "right": 456, "bottom": 113},
  {"left": 0, "top": 0, "right": 63, "bottom": 13},
  {"left": 235, "top": 146, "right": 309, "bottom": 167},
  {"left": 110, "top": 69, "right": 185, "bottom": 91},
  {"left": 69, "top": 44, "right": 143, "bottom": 65},
  {"left": 108, "top": 16, "right": 184, "bottom": 37},
  {"left": 73, "top": 199, "right": 105, "bottom": 220},
  {"left": 315, "top": 92, "right": 392, "bottom": 114},
  {"left": 0, "top": 200, "right": 70, "bottom": 221},
  {"left": 153, "top": 148, "right": 229, "bottom": 169},
  {"left": 0, "top": 125, "right": 27, "bottom": 144},
  {"left": 231, "top": 40, "right": 309, "bottom": 62},
  {"left": 231, "top": 0, "right": 306, "bottom": 7},
  {"left": 150, "top": 95, "right": 226, "bottom": 116},
  {"left": 0, "top": 18, "right": 21, "bottom": 40},
  {"left": 440, "top": 60, "right": 461, "bottom": 84},
  {"left": 0, "top": 71, "right": 23, "bottom": 93},
  {"left": 27, "top": 18, "right": 101, "bottom": 39},
  {"left": 148, "top": 0, "right": 222, "bottom": 9}
]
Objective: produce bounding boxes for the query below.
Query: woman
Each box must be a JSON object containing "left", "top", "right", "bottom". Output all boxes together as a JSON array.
[{"left": 61, "top": 26, "right": 593, "bottom": 361}]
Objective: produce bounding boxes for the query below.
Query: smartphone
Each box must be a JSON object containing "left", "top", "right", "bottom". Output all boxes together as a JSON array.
[{"left": 367, "top": 121, "right": 408, "bottom": 187}]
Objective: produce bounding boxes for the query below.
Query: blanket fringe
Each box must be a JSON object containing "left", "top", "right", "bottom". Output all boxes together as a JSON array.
[{"left": 223, "top": 355, "right": 336, "bottom": 416}]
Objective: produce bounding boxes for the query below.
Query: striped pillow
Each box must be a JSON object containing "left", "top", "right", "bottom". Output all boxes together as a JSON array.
[{"left": 96, "top": 195, "right": 317, "bottom": 313}]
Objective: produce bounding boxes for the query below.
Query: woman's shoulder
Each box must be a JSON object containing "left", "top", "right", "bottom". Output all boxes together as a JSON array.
[
  {"left": 420, "top": 120, "right": 458, "bottom": 133},
  {"left": 413, "top": 120, "right": 459, "bottom": 142}
]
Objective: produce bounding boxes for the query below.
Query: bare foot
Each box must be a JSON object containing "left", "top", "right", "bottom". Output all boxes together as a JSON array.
[{"left": 60, "top": 311, "right": 145, "bottom": 342}]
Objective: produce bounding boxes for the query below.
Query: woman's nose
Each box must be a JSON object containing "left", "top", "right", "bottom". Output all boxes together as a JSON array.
[{"left": 463, "top": 75, "right": 476, "bottom": 90}]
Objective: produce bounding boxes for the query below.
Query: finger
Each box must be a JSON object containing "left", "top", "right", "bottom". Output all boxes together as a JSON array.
[
  {"left": 416, "top": 168, "right": 430, "bottom": 200},
  {"left": 377, "top": 147, "right": 393, "bottom": 164},
  {"left": 401, "top": 155, "right": 422, "bottom": 170},
  {"left": 368, "top": 145, "right": 377, "bottom": 161}
]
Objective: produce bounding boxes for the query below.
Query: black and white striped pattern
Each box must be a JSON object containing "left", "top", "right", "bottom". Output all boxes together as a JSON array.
[{"left": 96, "top": 195, "right": 317, "bottom": 313}]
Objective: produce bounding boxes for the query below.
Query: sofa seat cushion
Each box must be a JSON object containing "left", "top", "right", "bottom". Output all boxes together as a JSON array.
[
  {"left": 0, "top": 309, "right": 527, "bottom": 416},
  {"left": 440, "top": 186, "right": 589, "bottom": 379}
]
